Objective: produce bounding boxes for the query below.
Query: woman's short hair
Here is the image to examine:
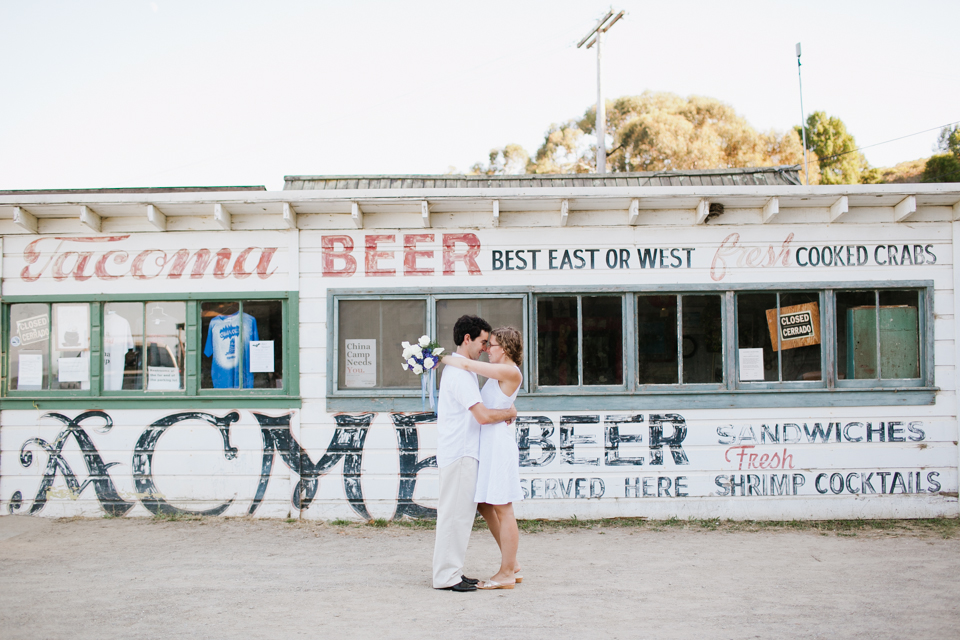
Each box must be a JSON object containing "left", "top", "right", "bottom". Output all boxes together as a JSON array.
[{"left": 491, "top": 326, "right": 523, "bottom": 367}]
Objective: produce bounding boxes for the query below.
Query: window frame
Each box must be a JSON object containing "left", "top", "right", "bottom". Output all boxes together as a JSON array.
[
  {"left": 328, "top": 291, "right": 529, "bottom": 398},
  {"left": 533, "top": 293, "right": 627, "bottom": 393},
  {"left": 733, "top": 290, "right": 827, "bottom": 390},
  {"left": 634, "top": 292, "right": 727, "bottom": 392},
  {"left": 2, "top": 291, "right": 299, "bottom": 407},
  {"left": 325, "top": 282, "right": 936, "bottom": 412}
]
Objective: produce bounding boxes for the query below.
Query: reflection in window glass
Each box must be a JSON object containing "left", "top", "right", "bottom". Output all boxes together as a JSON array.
[
  {"left": 583, "top": 297, "right": 622, "bottom": 385},
  {"left": 9, "top": 303, "right": 50, "bottom": 390},
  {"left": 537, "top": 297, "right": 578, "bottom": 386},
  {"left": 145, "top": 302, "right": 186, "bottom": 391},
  {"left": 837, "top": 290, "right": 919, "bottom": 380},
  {"left": 338, "top": 299, "right": 426, "bottom": 390},
  {"left": 51, "top": 303, "right": 90, "bottom": 391},
  {"left": 104, "top": 303, "right": 143, "bottom": 390},
  {"left": 683, "top": 295, "right": 723, "bottom": 384},
  {"left": 637, "top": 295, "right": 678, "bottom": 384},
  {"left": 436, "top": 298, "right": 523, "bottom": 387}
]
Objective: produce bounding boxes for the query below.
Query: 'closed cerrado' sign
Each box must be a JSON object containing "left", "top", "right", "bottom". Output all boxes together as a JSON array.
[{"left": 766, "top": 302, "right": 821, "bottom": 351}]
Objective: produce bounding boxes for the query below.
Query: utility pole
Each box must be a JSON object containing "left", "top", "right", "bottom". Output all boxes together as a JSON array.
[
  {"left": 578, "top": 9, "right": 625, "bottom": 174},
  {"left": 796, "top": 42, "right": 809, "bottom": 184}
]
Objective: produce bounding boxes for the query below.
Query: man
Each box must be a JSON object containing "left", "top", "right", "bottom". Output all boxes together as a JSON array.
[{"left": 432, "top": 315, "right": 517, "bottom": 592}]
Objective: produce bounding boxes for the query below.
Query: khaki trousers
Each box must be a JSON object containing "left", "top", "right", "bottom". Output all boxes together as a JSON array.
[{"left": 432, "top": 456, "right": 479, "bottom": 589}]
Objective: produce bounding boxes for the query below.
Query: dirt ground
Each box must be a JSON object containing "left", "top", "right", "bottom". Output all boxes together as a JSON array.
[{"left": 1, "top": 516, "right": 958, "bottom": 640}]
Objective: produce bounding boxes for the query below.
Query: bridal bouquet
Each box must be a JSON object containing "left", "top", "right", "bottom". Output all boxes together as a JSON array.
[{"left": 401, "top": 335, "right": 444, "bottom": 409}]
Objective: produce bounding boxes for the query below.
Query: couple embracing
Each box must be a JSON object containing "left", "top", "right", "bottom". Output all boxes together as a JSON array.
[{"left": 432, "top": 315, "right": 524, "bottom": 592}]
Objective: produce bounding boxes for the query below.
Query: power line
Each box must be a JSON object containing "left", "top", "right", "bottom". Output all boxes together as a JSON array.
[{"left": 816, "top": 119, "right": 960, "bottom": 165}]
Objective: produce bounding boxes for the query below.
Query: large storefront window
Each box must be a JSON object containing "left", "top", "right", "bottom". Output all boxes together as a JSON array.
[
  {"left": 637, "top": 294, "right": 723, "bottom": 386},
  {"left": 3, "top": 296, "right": 291, "bottom": 397},
  {"left": 836, "top": 289, "right": 920, "bottom": 381},
  {"left": 328, "top": 284, "right": 930, "bottom": 409},
  {"left": 337, "top": 299, "right": 425, "bottom": 390},
  {"left": 737, "top": 291, "right": 822, "bottom": 384},
  {"left": 537, "top": 295, "right": 623, "bottom": 387}
]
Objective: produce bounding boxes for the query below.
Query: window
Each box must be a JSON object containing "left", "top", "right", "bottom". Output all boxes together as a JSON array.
[
  {"left": 104, "top": 302, "right": 185, "bottom": 391},
  {"left": 334, "top": 295, "right": 524, "bottom": 391},
  {"left": 537, "top": 295, "right": 623, "bottom": 387},
  {"left": 637, "top": 294, "right": 723, "bottom": 386},
  {"left": 737, "top": 291, "right": 822, "bottom": 384},
  {"left": 328, "top": 283, "right": 932, "bottom": 410},
  {"left": 3, "top": 295, "right": 293, "bottom": 398},
  {"left": 836, "top": 289, "right": 920, "bottom": 382}
]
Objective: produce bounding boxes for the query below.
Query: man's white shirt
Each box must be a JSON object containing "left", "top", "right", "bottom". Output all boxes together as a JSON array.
[{"left": 435, "top": 353, "right": 483, "bottom": 468}]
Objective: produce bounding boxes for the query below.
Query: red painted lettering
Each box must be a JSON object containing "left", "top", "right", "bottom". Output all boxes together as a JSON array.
[
  {"left": 52, "top": 252, "right": 81, "bottom": 281},
  {"left": 95, "top": 250, "right": 129, "bottom": 280},
  {"left": 213, "top": 249, "right": 232, "bottom": 279},
  {"left": 726, "top": 445, "right": 794, "bottom": 470},
  {"left": 403, "top": 233, "right": 435, "bottom": 276},
  {"left": 232, "top": 247, "right": 256, "bottom": 279},
  {"left": 255, "top": 247, "right": 278, "bottom": 279},
  {"left": 365, "top": 234, "right": 395, "bottom": 277},
  {"left": 322, "top": 235, "right": 356, "bottom": 277},
  {"left": 167, "top": 249, "right": 213, "bottom": 279},
  {"left": 442, "top": 233, "right": 481, "bottom": 276},
  {"left": 131, "top": 249, "right": 168, "bottom": 280}
]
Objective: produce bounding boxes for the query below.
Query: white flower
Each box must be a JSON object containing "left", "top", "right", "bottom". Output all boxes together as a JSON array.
[
  {"left": 407, "top": 358, "right": 417, "bottom": 367},
  {"left": 401, "top": 362, "right": 409, "bottom": 370},
  {"left": 424, "top": 357, "right": 436, "bottom": 369},
  {"left": 411, "top": 345, "right": 423, "bottom": 357},
  {"left": 401, "top": 341, "right": 411, "bottom": 349},
  {"left": 412, "top": 364, "right": 424, "bottom": 375},
  {"left": 419, "top": 335, "right": 431, "bottom": 347},
  {"left": 433, "top": 347, "right": 444, "bottom": 356}
]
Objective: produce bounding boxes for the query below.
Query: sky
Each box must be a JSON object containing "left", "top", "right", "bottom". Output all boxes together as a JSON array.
[{"left": 1, "top": 0, "right": 957, "bottom": 191}]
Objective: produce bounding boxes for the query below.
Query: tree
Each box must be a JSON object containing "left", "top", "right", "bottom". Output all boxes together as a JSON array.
[
  {"left": 597, "top": 92, "right": 803, "bottom": 173},
  {"left": 797, "top": 111, "right": 868, "bottom": 185},
  {"left": 922, "top": 125, "right": 960, "bottom": 182},
  {"left": 474, "top": 92, "right": 803, "bottom": 176},
  {"left": 469, "top": 144, "right": 530, "bottom": 175}
]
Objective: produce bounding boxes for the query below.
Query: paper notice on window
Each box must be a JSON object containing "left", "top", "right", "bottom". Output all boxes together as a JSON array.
[
  {"left": 56, "top": 305, "right": 90, "bottom": 351},
  {"left": 739, "top": 348, "right": 766, "bottom": 381},
  {"left": 147, "top": 366, "right": 180, "bottom": 390},
  {"left": 58, "top": 357, "right": 88, "bottom": 382},
  {"left": 344, "top": 339, "right": 376, "bottom": 387},
  {"left": 18, "top": 352, "right": 44, "bottom": 388},
  {"left": 248, "top": 340, "right": 275, "bottom": 373}
]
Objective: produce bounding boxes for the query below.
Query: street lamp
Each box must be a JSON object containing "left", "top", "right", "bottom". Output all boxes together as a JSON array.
[
  {"left": 796, "top": 42, "right": 809, "bottom": 184},
  {"left": 578, "top": 9, "right": 625, "bottom": 174}
]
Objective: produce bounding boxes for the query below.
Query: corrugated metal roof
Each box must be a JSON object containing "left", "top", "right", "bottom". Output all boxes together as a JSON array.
[
  {"left": 283, "top": 166, "right": 802, "bottom": 190},
  {"left": 0, "top": 186, "right": 266, "bottom": 196}
]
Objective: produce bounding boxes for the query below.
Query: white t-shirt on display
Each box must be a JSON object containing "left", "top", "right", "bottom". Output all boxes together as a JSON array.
[
  {"left": 435, "top": 353, "right": 483, "bottom": 468},
  {"left": 103, "top": 312, "right": 134, "bottom": 391}
]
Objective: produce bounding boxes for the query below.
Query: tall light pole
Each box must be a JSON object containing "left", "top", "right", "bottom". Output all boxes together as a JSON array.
[
  {"left": 578, "top": 9, "right": 625, "bottom": 174},
  {"left": 796, "top": 42, "right": 809, "bottom": 184}
]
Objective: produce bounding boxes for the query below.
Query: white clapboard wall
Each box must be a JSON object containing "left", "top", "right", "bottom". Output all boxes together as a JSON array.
[{"left": 1, "top": 217, "right": 958, "bottom": 520}]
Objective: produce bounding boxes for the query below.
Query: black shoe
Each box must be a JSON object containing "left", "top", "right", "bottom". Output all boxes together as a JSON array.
[
  {"left": 439, "top": 579, "right": 477, "bottom": 592},
  {"left": 461, "top": 575, "right": 479, "bottom": 585}
]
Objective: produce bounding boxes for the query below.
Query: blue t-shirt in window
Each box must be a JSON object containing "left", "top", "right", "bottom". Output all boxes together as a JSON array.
[{"left": 203, "top": 312, "right": 258, "bottom": 388}]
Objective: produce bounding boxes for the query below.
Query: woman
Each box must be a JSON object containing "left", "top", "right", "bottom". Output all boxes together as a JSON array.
[{"left": 440, "top": 326, "right": 524, "bottom": 590}]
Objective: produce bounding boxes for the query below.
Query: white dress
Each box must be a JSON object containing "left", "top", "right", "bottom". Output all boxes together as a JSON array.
[{"left": 474, "top": 367, "right": 524, "bottom": 505}]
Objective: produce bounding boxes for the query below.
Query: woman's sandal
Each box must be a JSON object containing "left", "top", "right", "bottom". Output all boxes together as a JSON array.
[
  {"left": 514, "top": 574, "right": 523, "bottom": 584},
  {"left": 477, "top": 579, "right": 516, "bottom": 590}
]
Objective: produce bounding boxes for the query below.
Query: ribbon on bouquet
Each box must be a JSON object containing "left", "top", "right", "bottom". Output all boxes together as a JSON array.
[{"left": 420, "top": 370, "right": 437, "bottom": 411}]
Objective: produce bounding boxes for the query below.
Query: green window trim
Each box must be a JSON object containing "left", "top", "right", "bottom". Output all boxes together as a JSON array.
[
  {"left": 326, "top": 282, "right": 936, "bottom": 411},
  {"left": 2, "top": 291, "right": 300, "bottom": 402}
]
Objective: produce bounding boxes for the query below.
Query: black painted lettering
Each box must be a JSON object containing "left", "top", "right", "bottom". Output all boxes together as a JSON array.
[
  {"left": 648, "top": 414, "right": 689, "bottom": 466},
  {"left": 559, "top": 250, "right": 573, "bottom": 269},
  {"left": 606, "top": 249, "right": 619, "bottom": 269},
  {"left": 505, "top": 250, "right": 514, "bottom": 270},
  {"left": 637, "top": 248, "right": 658, "bottom": 268},
  {"left": 924, "top": 244, "right": 936, "bottom": 264},
  {"left": 604, "top": 414, "right": 644, "bottom": 466},
  {"left": 907, "top": 421, "right": 925, "bottom": 441},
  {"left": 528, "top": 249, "right": 540, "bottom": 269},
  {"left": 657, "top": 476, "right": 672, "bottom": 497},
  {"left": 887, "top": 421, "right": 905, "bottom": 442},
  {"left": 573, "top": 249, "right": 586, "bottom": 269},
  {"left": 815, "top": 473, "right": 829, "bottom": 494},
  {"left": 515, "top": 250, "right": 527, "bottom": 270},
  {"left": 516, "top": 416, "right": 557, "bottom": 467},
  {"left": 927, "top": 471, "right": 941, "bottom": 493},
  {"left": 620, "top": 248, "right": 631, "bottom": 269},
  {"left": 549, "top": 249, "right": 558, "bottom": 269},
  {"left": 492, "top": 250, "right": 503, "bottom": 270},
  {"left": 560, "top": 415, "right": 600, "bottom": 465},
  {"left": 586, "top": 249, "right": 599, "bottom": 269},
  {"left": 675, "top": 476, "right": 688, "bottom": 497},
  {"left": 683, "top": 247, "right": 694, "bottom": 268}
]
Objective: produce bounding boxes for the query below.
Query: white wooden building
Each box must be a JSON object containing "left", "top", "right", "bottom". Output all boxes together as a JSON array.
[{"left": 1, "top": 167, "right": 959, "bottom": 521}]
